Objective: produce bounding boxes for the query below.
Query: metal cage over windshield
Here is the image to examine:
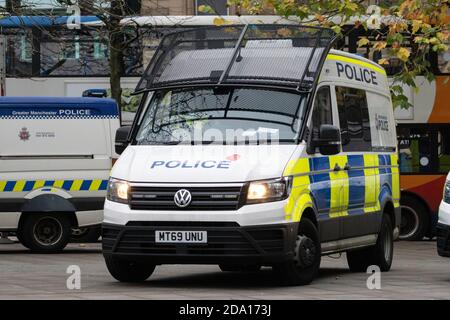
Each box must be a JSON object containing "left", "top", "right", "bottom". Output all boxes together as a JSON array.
[{"left": 135, "top": 24, "right": 337, "bottom": 93}]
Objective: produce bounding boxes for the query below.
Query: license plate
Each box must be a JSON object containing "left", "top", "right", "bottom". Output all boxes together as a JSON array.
[{"left": 155, "top": 231, "right": 207, "bottom": 243}]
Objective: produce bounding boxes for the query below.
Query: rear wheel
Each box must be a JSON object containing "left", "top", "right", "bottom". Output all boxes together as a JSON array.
[
  {"left": 399, "top": 195, "right": 429, "bottom": 241},
  {"left": 104, "top": 255, "right": 156, "bottom": 282},
  {"left": 347, "top": 214, "right": 394, "bottom": 272},
  {"left": 272, "top": 218, "right": 321, "bottom": 286},
  {"left": 20, "top": 213, "right": 72, "bottom": 253}
]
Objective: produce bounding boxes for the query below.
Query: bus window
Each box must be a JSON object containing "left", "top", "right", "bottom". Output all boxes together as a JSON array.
[
  {"left": 398, "top": 127, "right": 432, "bottom": 173},
  {"left": 438, "top": 128, "right": 450, "bottom": 172},
  {"left": 20, "top": 35, "right": 32, "bottom": 62}
]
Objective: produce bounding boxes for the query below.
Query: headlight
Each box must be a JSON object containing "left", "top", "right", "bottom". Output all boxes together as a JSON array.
[
  {"left": 246, "top": 177, "right": 292, "bottom": 204},
  {"left": 107, "top": 178, "right": 130, "bottom": 204},
  {"left": 444, "top": 181, "right": 450, "bottom": 204}
]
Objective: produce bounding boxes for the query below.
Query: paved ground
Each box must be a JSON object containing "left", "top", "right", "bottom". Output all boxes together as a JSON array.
[{"left": 0, "top": 240, "right": 448, "bottom": 299}]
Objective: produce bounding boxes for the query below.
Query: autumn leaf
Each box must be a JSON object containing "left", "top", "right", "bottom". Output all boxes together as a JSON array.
[
  {"left": 357, "top": 37, "right": 370, "bottom": 47},
  {"left": 331, "top": 25, "right": 342, "bottom": 34},
  {"left": 373, "top": 41, "right": 387, "bottom": 51},
  {"left": 315, "top": 13, "right": 325, "bottom": 23},
  {"left": 397, "top": 48, "right": 410, "bottom": 62},
  {"left": 197, "top": 5, "right": 214, "bottom": 13},
  {"left": 213, "top": 17, "right": 227, "bottom": 26},
  {"left": 344, "top": 1, "right": 358, "bottom": 11},
  {"left": 429, "top": 37, "right": 440, "bottom": 45},
  {"left": 412, "top": 20, "right": 422, "bottom": 34},
  {"left": 413, "top": 36, "right": 427, "bottom": 44}
]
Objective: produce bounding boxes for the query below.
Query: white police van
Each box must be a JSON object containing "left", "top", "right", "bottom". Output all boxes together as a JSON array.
[
  {"left": 103, "top": 25, "right": 400, "bottom": 285},
  {"left": 0, "top": 97, "right": 120, "bottom": 252},
  {"left": 437, "top": 173, "right": 450, "bottom": 257}
]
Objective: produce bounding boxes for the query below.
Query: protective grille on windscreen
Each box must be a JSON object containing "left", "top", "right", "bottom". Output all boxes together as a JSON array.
[{"left": 135, "top": 24, "right": 336, "bottom": 93}]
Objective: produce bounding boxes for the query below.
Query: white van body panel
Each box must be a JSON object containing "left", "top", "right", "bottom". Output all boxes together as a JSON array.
[
  {"left": 0, "top": 97, "right": 119, "bottom": 231},
  {"left": 112, "top": 144, "right": 300, "bottom": 183}
]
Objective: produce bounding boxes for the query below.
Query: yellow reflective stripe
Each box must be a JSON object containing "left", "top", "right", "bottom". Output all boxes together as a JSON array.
[
  {"left": 328, "top": 155, "right": 348, "bottom": 218},
  {"left": 374, "top": 155, "right": 381, "bottom": 211},
  {"left": 33, "top": 180, "right": 45, "bottom": 190},
  {"left": 326, "top": 54, "right": 387, "bottom": 76},
  {"left": 89, "top": 179, "right": 102, "bottom": 191},
  {"left": 293, "top": 193, "right": 313, "bottom": 222},
  {"left": 70, "top": 180, "right": 84, "bottom": 191},
  {"left": 13, "top": 180, "right": 26, "bottom": 192},
  {"left": 285, "top": 187, "right": 301, "bottom": 221},
  {"left": 0, "top": 179, "right": 106, "bottom": 192},
  {"left": 53, "top": 180, "right": 64, "bottom": 188},
  {"left": 363, "top": 154, "right": 377, "bottom": 213},
  {"left": 284, "top": 158, "right": 310, "bottom": 176},
  {"left": 390, "top": 154, "right": 400, "bottom": 205},
  {"left": 284, "top": 159, "right": 311, "bottom": 221}
]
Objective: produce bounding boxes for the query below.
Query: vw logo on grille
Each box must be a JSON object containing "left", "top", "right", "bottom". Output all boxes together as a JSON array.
[{"left": 174, "top": 189, "right": 192, "bottom": 208}]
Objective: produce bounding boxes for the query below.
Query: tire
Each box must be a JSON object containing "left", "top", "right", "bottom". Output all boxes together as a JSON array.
[
  {"left": 219, "top": 264, "right": 261, "bottom": 272},
  {"left": 272, "top": 218, "right": 321, "bottom": 286},
  {"left": 104, "top": 255, "right": 155, "bottom": 282},
  {"left": 347, "top": 214, "right": 394, "bottom": 272},
  {"left": 71, "top": 225, "right": 101, "bottom": 243},
  {"left": 16, "top": 229, "right": 30, "bottom": 249},
  {"left": 399, "top": 195, "right": 429, "bottom": 241},
  {"left": 20, "top": 213, "right": 72, "bottom": 253}
]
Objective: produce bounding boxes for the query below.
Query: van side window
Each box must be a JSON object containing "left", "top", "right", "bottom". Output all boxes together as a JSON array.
[
  {"left": 336, "top": 86, "right": 372, "bottom": 152},
  {"left": 311, "top": 86, "right": 332, "bottom": 139}
]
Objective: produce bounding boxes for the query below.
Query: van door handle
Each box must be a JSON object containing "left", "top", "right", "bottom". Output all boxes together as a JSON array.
[
  {"left": 344, "top": 163, "right": 351, "bottom": 171},
  {"left": 333, "top": 163, "right": 341, "bottom": 171}
]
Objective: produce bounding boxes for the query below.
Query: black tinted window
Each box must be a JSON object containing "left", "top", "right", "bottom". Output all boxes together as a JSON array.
[
  {"left": 311, "top": 86, "right": 332, "bottom": 138},
  {"left": 135, "top": 87, "right": 305, "bottom": 145},
  {"left": 336, "top": 86, "right": 371, "bottom": 152}
]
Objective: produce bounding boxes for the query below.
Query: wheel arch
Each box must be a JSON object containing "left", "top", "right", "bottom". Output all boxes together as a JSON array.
[
  {"left": 300, "top": 206, "right": 318, "bottom": 228},
  {"left": 18, "top": 194, "right": 78, "bottom": 231},
  {"left": 381, "top": 199, "right": 395, "bottom": 231}
]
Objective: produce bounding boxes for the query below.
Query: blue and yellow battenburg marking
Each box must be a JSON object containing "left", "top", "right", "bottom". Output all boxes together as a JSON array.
[
  {"left": 283, "top": 153, "right": 400, "bottom": 222},
  {"left": 0, "top": 179, "right": 108, "bottom": 192}
]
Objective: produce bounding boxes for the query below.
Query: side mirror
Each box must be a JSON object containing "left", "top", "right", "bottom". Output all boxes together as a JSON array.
[
  {"left": 313, "top": 124, "right": 341, "bottom": 155},
  {"left": 115, "top": 126, "right": 131, "bottom": 155}
]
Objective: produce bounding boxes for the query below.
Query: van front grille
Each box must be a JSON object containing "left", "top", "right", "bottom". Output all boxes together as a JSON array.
[{"left": 128, "top": 186, "right": 244, "bottom": 211}]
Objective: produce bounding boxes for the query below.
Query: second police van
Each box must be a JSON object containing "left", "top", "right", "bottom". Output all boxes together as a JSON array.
[
  {"left": 0, "top": 97, "right": 120, "bottom": 252},
  {"left": 102, "top": 25, "right": 401, "bottom": 285}
]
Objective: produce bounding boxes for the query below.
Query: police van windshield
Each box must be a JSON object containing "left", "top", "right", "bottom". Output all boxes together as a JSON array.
[{"left": 135, "top": 87, "right": 305, "bottom": 145}]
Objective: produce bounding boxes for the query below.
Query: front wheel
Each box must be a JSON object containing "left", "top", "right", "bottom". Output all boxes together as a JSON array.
[
  {"left": 273, "top": 218, "right": 321, "bottom": 286},
  {"left": 347, "top": 214, "right": 394, "bottom": 272},
  {"left": 104, "top": 255, "right": 156, "bottom": 282},
  {"left": 20, "top": 214, "right": 72, "bottom": 253}
]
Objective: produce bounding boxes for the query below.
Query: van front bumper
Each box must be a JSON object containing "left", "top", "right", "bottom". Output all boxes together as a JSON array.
[
  {"left": 102, "top": 222, "right": 298, "bottom": 265},
  {"left": 437, "top": 223, "right": 450, "bottom": 257},
  {"left": 437, "top": 200, "right": 450, "bottom": 257}
]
